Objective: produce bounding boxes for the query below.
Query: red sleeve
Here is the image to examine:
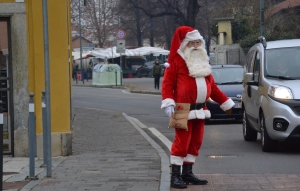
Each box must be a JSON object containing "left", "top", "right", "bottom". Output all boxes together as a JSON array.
[
  {"left": 161, "top": 60, "right": 177, "bottom": 101},
  {"left": 207, "top": 75, "right": 229, "bottom": 105}
]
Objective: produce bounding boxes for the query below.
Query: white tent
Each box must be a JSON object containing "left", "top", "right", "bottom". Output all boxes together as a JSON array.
[{"left": 87, "top": 46, "right": 169, "bottom": 59}]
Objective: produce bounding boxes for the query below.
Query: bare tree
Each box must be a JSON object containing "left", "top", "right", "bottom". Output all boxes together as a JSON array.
[{"left": 71, "top": 0, "right": 118, "bottom": 48}]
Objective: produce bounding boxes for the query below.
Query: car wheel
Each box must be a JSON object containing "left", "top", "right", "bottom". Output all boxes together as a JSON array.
[
  {"left": 243, "top": 109, "right": 257, "bottom": 141},
  {"left": 260, "top": 112, "right": 277, "bottom": 152}
]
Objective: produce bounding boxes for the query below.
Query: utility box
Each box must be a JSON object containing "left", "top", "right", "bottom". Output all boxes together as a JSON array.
[{"left": 92, "top": 64, "right": 122, "bottom": 86}]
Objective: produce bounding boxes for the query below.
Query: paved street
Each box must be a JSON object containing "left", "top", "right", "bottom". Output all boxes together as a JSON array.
[{"left": 3, "top": 79, "right": 300, "bottom": 190}]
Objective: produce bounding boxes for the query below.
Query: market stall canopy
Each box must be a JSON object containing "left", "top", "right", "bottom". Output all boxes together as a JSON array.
[
  {"left": 72, "top": 51, "right": 95, "bottom": 60},
  {"left": 73, "top": 46, "right": 169, "bottom": 60}
]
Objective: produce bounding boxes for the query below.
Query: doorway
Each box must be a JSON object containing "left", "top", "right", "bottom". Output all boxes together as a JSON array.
[{"left": 0, "top": 17, "right": 14, "bottom": 155}]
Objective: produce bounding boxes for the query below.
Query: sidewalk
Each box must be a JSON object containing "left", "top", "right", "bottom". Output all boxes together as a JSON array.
[
  {"left": 3, "top": 107, "right": 169, "bottom": 191},
  {"left": 71, "top": 78, "right": 162, "bottom": 95}
]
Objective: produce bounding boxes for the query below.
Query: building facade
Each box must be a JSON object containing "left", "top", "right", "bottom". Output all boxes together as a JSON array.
[{"left": 0, "top": 0, "right": 72, "bottom": 157}]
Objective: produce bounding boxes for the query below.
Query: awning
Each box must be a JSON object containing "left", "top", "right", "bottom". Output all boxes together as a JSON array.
[{"left": 73, "top": 46, "right": 169, "bottom": 60}]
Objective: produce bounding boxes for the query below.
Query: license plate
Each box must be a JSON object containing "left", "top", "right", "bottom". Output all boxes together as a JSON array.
[{"left": 235, "top": 103, "right": 242, "bottom": 108}]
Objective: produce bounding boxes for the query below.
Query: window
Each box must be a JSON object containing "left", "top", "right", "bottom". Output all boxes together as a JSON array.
[
  {"left": 253, "top": 52, "right": 260, "bottom": 82},
  {"left": 246, "top": 50, "right": 255, "bottom": 72}
]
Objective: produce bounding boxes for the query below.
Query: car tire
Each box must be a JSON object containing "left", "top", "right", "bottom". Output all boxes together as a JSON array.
[
  {"left": 260, "top": 112, "right": 277, "bottom": 152},
  {"left": 243, "top": 109, "right": 257, "bottom": 141}
]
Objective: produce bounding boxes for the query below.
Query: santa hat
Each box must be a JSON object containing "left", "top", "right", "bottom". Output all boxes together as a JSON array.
[{"left": 168, "top": 26, "right": 204, "bottom": 63}]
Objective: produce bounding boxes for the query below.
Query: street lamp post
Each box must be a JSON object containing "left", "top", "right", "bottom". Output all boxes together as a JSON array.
[
  {"left": 109, "top": 35, "right": 114, "bottom": 63},
  {"left": 260, "top": 0, "right": 265, "bottom": 36},
  {"left": 79, "top": 0, "right": 84, "bottom": 84}
]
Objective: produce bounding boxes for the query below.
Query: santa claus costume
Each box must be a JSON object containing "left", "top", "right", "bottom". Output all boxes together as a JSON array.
[{"left": 161, "top": 26, "right": 234, "bottom": 189}]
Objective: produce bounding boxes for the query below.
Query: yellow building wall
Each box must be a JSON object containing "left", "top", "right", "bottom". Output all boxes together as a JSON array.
[
  {"left": 26, "top": 0, "right": 71, "bottom": 135},
  {"left": 218, "top": 21, "right": 233, "bottom": 45}
]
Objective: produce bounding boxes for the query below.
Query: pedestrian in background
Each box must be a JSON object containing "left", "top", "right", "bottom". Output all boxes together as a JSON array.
[
  {"left": 152, "top": 59, "right": 162, "bottom": 89},
  {"left": 161, "top": 26, "right": 234, "bottom": 189},
  {"left": 72, "top": 66, "right": 77, "bottom": 81}
]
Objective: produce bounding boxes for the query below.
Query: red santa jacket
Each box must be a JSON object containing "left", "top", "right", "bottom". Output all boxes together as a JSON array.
[{"left": 161, "top": 54, "right": 234, "bottom": 119}]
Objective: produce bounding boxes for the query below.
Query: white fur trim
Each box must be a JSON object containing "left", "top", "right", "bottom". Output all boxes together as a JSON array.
[
  {"left": 188, "top": 109, "right": 211, "bottom": 119},
  {"left": 195, "top": 77, "right": 207, "bottom": 103},
  {"left": 178, "top": 30, "right": 203, "bottom": 53},
  {"left": 170, "top": 155, "right": 184, "bottom": 165},
  {"left": 220, "top": 98, "right": 235, "bottom": 111},
  {"left": 161, "top": 98, "right": 175, "bottom": 109},
  {"left": 164, "top": 62, "right": 170, "bottom": 68},
  {"left": 184, "top": 154, "right": 196, "bottom": 163},
  {"left": 204, "top": 110, "right": 211, "bottom": 118},
  {"left": 185, "top": 30, "right": 203, "bottom": 41}
]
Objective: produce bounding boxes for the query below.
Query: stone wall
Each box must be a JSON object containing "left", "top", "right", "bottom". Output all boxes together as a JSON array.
[
  {"left": 214, "top": 44, "right": 247, "bottom": 66},
  {"left": 0, "top": 3, "right": 29, "bottom": 157}
]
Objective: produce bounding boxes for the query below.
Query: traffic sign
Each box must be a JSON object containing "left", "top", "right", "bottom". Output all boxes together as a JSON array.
[
  {"left": 116, "top": 40, "right": 125, "bottom": 53},
  {"left": 116, "top": 29, "right": 126, "bottom": 40}
]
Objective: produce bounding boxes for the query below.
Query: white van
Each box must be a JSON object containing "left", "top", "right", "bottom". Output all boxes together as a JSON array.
[{"left": 242, "top": 37, "right": 300, "bottom": 152}]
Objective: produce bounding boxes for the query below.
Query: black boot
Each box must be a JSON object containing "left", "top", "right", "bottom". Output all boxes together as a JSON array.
[
  {"left": 181, "top": 164, "right": 208, "bottom": 185},
  {"left": 170, "top": 164, "right": 187, "bottom": 189}
]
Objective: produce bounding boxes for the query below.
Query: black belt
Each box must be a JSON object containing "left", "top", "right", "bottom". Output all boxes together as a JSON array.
[{"left": 190, "top": 103, "right": 206, "bottom": 110}]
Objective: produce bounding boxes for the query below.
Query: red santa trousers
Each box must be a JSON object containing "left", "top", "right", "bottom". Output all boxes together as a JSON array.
[{"left": 171, "top": 118, "right": 204, "bottom": 165}]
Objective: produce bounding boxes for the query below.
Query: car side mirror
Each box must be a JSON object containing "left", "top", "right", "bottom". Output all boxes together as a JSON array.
[{"left": 244, "top": 73, "right": 254, "bottom": 82}]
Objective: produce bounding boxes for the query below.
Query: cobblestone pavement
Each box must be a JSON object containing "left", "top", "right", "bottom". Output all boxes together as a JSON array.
[{"left": 28, "top": 108, "right": 163, "bottom": 191}]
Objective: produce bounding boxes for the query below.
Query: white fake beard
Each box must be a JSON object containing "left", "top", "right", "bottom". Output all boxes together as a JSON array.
[{"left": 182, "top": 46, "right": 211, "bottom": 77}]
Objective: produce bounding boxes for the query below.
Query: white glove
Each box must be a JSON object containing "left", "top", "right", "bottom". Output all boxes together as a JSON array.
[{"left": 165, "top": 106, "right": 174, "bottom": 117}]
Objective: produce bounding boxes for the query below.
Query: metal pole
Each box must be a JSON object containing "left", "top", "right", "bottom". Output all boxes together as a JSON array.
[
  {"left": 120, "top": 71, "right": 123, "bottom": 86},
  {"left": 260, "top": 0, "right": 265, "bottom": 36},
  {"left": 115, "top": 71, "right": 117, "bottom": 86},
  {"left": 111, "top": 42, "right": 114, "bottom": 64},
  {"left": 27, "top": 93, "right": 38, "bottom": 180},
  {"left": 42, "top": 0, "right": 52, "bottom": 177},
  {"left": 79, "top": 0, "right": 84, "bottom": 84},
  {"left": 41, "top": 90, "right": 47, "bottom": 167},
  {"left": 120, "top": 53, "right": 122, "bottom": 70},
  {"left": 0, "top": 100, "right": 3, "bottom": 190},
  {"left": 120, "top": 53, "right": 123, "bottom": 86}
]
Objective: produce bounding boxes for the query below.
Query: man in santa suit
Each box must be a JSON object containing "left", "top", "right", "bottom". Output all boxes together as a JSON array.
[{"left": 161, "top": 26, "right": 234, "bottom": 189}]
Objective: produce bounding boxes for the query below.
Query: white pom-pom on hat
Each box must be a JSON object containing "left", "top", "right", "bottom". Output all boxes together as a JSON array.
[{"left": 164, "top": 62, "right": 170, "bottom": 68}]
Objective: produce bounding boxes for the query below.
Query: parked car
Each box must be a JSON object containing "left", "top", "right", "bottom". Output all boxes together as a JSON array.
[
  {"left": 136, "top": 61, "right": 152, "bottom": 77},
  {"left": 206, "top": 64, "right": 244, "bottom": 121},
  {"left": 209, "top": 52, "right": 216, "bottom": 65},
  {"left": 126, "top": 57, "right": 147, "bottom": 77},
  {"left": 136, "top": 61, "right": 165, "bottom": 77},
  {"left": 242, "top": 37, "right": 300, "bottom": 152}
]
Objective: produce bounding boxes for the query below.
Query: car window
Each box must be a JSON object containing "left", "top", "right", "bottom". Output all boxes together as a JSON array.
[
  {"left": 212, "top": 67, "right": 244, "bottom": 84},
  {"left": 266, "top": 47, "right": 300, "bottom": 78},
  {"left": 253, "top": 52, "right": 260, "bottom": 82},
  {"left": 246, "top": 50, "right": 255, "bottom": 72}
]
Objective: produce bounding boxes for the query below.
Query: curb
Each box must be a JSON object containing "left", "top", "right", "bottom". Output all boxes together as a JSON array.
[{"left": 123, "top": 113, "right": 170, "bottom": 191}]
